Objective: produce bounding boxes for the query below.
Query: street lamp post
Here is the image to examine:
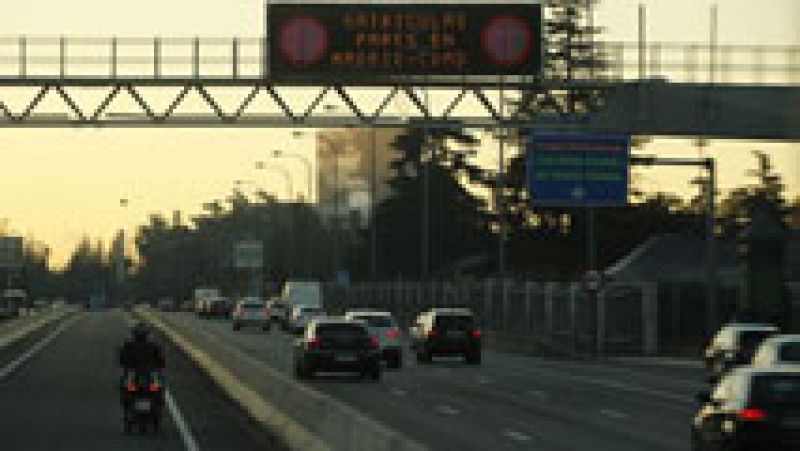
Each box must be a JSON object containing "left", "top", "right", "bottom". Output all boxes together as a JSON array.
[
  {"left": 253, "top": 162, "right": 295, "bottom": 200},
  {"left": 272, "top": 150, "right": 313, "bottom": 202}
]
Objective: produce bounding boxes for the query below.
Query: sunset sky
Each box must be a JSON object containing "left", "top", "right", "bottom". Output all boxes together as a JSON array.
[{"left": 1, "top": 0, "right": 798, "bottom": 268}]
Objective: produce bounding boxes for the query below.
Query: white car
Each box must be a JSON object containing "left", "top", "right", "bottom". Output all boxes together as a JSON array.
[
  {"left": 704, "top": 323, "right": 778, "bottom": 377},
  {"left": 289, "top": 305, "right": 326, "bottom": 334},
  {"left": 345, "top": 310, "right": 404, "bottom": 369},
  {"left": 752, "top": 334, "right": 800, "bottom": 368}
]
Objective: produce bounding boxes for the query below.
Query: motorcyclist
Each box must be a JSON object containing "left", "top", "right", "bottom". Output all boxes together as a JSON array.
[
  {"left": 119, "top": 322, "right": 165, "bottom": 372},
  {"left": 119, "top": 322, "right": 165, "bottom": 411}
]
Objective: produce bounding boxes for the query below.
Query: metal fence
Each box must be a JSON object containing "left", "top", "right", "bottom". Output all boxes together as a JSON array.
[
  {"left": 0, "top": 37, "right": 797, "bottom": 85},
  {"left": 323, "top": 279, "right": 800, "bottom": 357},
  {"left": 323, "top": 280, "right": 659, "bottom": 356}
]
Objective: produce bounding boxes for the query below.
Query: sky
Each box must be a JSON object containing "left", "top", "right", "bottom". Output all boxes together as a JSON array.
[{"left": 0, "top": 0, "right": 798, "bottom": 268}]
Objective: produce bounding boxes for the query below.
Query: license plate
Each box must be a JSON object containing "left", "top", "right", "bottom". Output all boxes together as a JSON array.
[
  {"left": 446, "top": 330, "right": 465, "bottom": 338},
  {"left": 335, "top": 354, "right": 358, "bottom": 363},
  {"left": 134, "top": 399, "right": 151, "bottom": 412},
  {"left": 783, "top": 417, "right": 800, "bottom": 429}
]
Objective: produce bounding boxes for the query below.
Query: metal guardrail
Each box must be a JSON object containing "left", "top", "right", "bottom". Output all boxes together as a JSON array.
[{"left": 0, "top": 37, "right": 797, "bottom": 86}]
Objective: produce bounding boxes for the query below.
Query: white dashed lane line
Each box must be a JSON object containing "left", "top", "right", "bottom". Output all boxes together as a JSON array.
[
  {"left": 435, "top": 405, "right": 460, "bottom": 415},
  {"left": 527, "top": 390, "right": 548, "bottom": 399},
  {"left": 503, "top": 429, "right": 533, "bottom": 443},
  {"left": 390, "top": 387, "right": 408, "bottom": 397},
  {"left": 600, "top": 408, "right": 628, "bottom": 419}
]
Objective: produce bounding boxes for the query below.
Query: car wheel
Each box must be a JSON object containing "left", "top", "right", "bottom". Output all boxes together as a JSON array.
[
  {"left": 232, "top": 323, "right": 241, "bottom": 331},
  {"left": 388, "top": 352, "right": 402, "bottom": 369},
  {"left": 371, "top": 367, "right": 381, "bottom": 381},
  {"left": 294, "top": 362, "right": 305, "bottom": 379},
  {"left": 262, "top": 325, "right": 271, "bottom": 332},
  {"left": 416, "top": 349, "right": 432, "bottom": 364},
  {"left": 465, "top": 351, "right": 481, "bottom": 365},
  {"left": 689, "top": 430, "right": 703, "bottom": 451}
]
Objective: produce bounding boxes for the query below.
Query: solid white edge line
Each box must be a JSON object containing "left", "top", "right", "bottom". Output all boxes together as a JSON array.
[
  {"left": 0, "top": 313, "right": 80, "bottom": 380},
  {"left": 165, "top": 388, "right": 201, "bottom": 451}
]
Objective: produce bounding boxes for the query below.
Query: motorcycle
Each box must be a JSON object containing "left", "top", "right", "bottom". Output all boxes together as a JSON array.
[{"left": 121, "top": 370, "right": 164, "bottom": 435}]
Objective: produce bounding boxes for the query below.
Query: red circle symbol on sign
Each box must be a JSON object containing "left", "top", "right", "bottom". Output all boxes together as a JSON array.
[
  {"left": 481, "top": 15, "right": 533, "bottom": 66},
  {"left": 278, "top": 15, "right": 329, "bottom": 68}
]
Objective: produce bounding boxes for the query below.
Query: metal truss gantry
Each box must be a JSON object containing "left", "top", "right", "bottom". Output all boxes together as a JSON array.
[{"left": 0, "top": 36, "right": 798, "bottom": 133}]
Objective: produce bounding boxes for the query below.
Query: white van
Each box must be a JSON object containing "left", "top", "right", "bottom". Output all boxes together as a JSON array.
[{"left": 279, "top": 280, "right": 323, "bottom": 330}]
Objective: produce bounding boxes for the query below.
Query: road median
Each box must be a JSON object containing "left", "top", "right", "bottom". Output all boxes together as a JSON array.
[{"left": 138, "top": 308, "right": 428, "bottom": 451}]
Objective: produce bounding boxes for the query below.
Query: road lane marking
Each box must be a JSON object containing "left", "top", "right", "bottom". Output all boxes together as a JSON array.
[
  {"left": 165, "top": 388, "right": 201, "bottom": 451},
  {"left": 599, "top": 408, "right": 628, "bottom": 419},
  {"left": 527, "top": 390, "right": 547, "bottom": 399},
  {"left": 502, "top": 429, "right": 532, "bottom": 442},
  {"left": 435, "top": 405, "right": 460, "bottom": 415},
  {"left": 390, "top": 387, "right": 408, "bottom": 397},
  {"left": 476, "top": 375, "right": 491, "bottom": 384},
  {"left": 0, "top": 313, "right": 81, "bottom": 380},
  {"left": 500, "top": 361, "right": 694, "bottom": 405}
]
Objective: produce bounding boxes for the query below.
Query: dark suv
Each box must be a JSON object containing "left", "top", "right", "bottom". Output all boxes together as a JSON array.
[
  {"left": 411, "top": 308, "right": 481, "bottom": 365},
  {"left": 293, "top": 318, "right": 381, "bottom": 380}
]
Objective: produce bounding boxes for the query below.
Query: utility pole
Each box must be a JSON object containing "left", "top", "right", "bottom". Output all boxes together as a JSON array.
[
  {"left": 631, "top": 156, "right": 718, "bottom": 334},
  {"left": 370, "top": 128, "right": 378, "bottom": 279}
]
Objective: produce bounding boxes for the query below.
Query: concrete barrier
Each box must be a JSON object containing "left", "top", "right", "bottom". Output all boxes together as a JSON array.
[
  {"left": 139, "top": 308, "right": 428, "bottom": 451},
  {"left": 0, "top": 307, "right": 73, "bottom": 350}
]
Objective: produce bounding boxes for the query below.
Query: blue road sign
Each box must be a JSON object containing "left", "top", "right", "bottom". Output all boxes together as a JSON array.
[{"left": 526, "top": 133, "right": 630, "bottom": 207}]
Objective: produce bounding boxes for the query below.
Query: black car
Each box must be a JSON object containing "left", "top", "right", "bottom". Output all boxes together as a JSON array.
[
  {"left": 692, "top": 367, "right": 800, "bottom": 450},
  {"left": 410, "top": 308, "right": 481, "bottom": 365},
  {"left": 293, "top": 318, "right": 381, "bottom": 381}
]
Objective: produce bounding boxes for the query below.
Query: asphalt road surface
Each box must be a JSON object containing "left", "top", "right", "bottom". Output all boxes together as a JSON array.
[
  {"left": 161, "top": 312, "right": 705, "bottom": 451},
  {"left": 0, "top": 310, "right": 285, "bottom": 451}
]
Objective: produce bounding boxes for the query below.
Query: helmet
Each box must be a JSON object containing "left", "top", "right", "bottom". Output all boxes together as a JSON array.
[{"left": 132, "top": 322, "right": 150, "bottom": 342}]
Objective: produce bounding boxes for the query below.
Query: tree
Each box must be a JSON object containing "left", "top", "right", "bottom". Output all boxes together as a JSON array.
[{"left": 358, "top": 126, "right": 491, "bottom": 278}]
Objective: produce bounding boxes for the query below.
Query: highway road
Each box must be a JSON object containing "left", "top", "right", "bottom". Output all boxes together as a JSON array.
[
  {"left": 0, "top": 310, "right": 286, "bottom": 451},
  {"left": 159, "top": 312, "right": 706, "bottom": 451}
]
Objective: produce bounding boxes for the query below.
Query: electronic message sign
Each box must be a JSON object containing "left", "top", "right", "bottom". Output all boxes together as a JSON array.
[
  {"left": 268, "top": 2, "right": 542, "bottom": 81},
  {"left": 527, "top": 133, "right": 631, "bottom": 207}
]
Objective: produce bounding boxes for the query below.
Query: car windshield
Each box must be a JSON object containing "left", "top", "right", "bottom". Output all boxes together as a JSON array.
[
  {"left": 778, "top": 343, "right": 800, "bottom": 363},
  {"left": 739, "top": 330, "right": 774, "bottom": 352},
  {"left": 751, "top": 375, "right": 800, "bottom": 405},
  {"left": 353, "top": 315, "right": 393, "bottom": 328},
  {"left": 435, "top": 315, "right": 475, "bottom": 331}
]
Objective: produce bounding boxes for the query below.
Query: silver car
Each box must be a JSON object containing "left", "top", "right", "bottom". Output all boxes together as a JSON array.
[{"left": 345, "top": 310, "right": 404, "bottom": 369}]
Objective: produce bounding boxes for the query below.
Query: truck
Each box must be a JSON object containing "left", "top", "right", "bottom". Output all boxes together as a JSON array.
[
  {"left": 0, "top": 289, "right": 25, "bottom": 319},
  {"left": 193, "top": 287, "right": 221, "bottom": 318},
  {"left": 278, "top": 280, "right": 323, "bottom": 330}
]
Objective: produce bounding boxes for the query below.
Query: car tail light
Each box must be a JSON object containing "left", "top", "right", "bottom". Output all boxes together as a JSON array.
[
  {"left": 470, "top": 329, "right": 482, "bottom": 339},
  {"left": 427, "top": 330, "right": 439, "bottom": 340},
  {"left": 369, "top": 335, "right": 380, "bottom": 350},
  {"left": 126, "top": 381, "right": 138, "bottom": 392},
  {"left": 738, "top": 408, "right": 767, "bottom": 421},
  {"left": 308, "top": 336, "right": 321, "bottom": 349},
  {"left": 386, "top": 329, "right": 401, "bottom": 339},
  {"left": 149, "top": 381, "right": 161, "bottom": 392}
]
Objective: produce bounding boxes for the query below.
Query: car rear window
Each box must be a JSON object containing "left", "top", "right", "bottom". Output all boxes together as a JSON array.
[
  {"left": 778, "top": 343, "right": 800, "bottom": 363},
  {"left": 435, "top": 315, "right": 475, "bottom": 331},
  {"left": 353, "top": 316, "right": 393, "bottom": 328},
  {"left": 739, "top": 330, "right": 773, "bottom": 351},
  {"left": 750, "top": 374, "right": 800, "bottom": 405},
  {"left": 316, "top": 323, "right": 367, "bottom": 337}
]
